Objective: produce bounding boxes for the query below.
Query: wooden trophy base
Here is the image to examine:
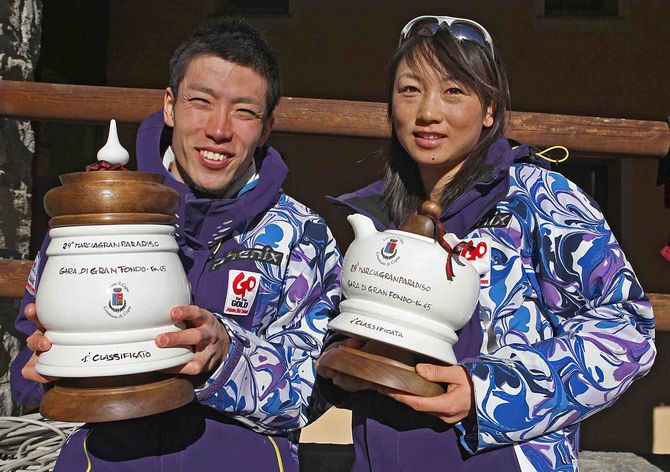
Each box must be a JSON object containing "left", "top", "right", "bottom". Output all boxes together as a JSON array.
[
  {"left": 319, "top": 345, "right": 445, "bottom": 397},
  {"left": 321, "top": 201, "right": 450, "bottom": 398},
  {"left": 40, "top": 372, "right": 194, "bottom": 423}
]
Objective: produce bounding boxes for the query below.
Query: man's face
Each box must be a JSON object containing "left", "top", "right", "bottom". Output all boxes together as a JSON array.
[{"left": 164, "top": 54, "right": 273, "bottom": 196}]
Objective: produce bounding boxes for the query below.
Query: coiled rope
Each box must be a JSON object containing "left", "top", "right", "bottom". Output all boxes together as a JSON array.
[{"left": 0, "top": 413, "right": 82, "bottom": 471}]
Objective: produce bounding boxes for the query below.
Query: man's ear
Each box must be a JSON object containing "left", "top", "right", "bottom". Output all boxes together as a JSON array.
[
  {"left": 164, "top": 88, "right": 176, "bottom": 128},
  {"left": 259, "top": 115, "right": 274, "bottom": 146},
  {"left": 483, "top": 103, "right": 494, "bottom": 128}
]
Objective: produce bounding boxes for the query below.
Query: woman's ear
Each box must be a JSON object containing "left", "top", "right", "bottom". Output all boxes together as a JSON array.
[{"left": 483, "top": 103, "right": 494, "bottom": 128}]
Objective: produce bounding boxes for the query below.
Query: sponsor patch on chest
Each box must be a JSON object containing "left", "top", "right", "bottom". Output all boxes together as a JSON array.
[
  {"left": 223, "top": 270, "right": 261, "bottom": 316},
  {"left": 477, "top": 210, "right": 512, "bottom": 229},
  {"left": 210, "top": 246, "right": 283, "bottom": 272},
  {"left": 458, "top": 237, "right": 492, "bottom": 287}
]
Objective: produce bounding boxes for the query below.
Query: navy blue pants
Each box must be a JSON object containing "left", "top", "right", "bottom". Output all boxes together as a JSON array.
[{"left": 54, "top": 403, "right": 295, "bottom": 472}]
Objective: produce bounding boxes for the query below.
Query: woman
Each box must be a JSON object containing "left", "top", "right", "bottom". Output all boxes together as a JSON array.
[{"left": 318, "top": 15, "right": 656, "bottom": 471}]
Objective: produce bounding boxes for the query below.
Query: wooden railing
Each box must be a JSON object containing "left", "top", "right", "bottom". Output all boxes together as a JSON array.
[
  {"left": 0, "top": 81, "right": 668, "bottom": 156},
  {"left": 0, "top": 80, "right": 668, "bottom": 330},
  {"left": 0, "top": 260, "right": 33, "bottom": 299}
]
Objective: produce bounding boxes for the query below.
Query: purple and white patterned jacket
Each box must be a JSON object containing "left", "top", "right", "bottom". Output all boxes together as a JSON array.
[{"left": 326, "top": 136, "right": 656, "bottom": 471}]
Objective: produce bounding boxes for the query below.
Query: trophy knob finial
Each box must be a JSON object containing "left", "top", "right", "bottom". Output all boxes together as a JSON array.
[
  {"left": 399, "top": 200, "right": 442, "bottom": 237},
  {"left": 97, "top": 119, "right": 130, "bottom": 166},
  {"left": 420, "top": 200, "right": 441, "bottom": 219}
]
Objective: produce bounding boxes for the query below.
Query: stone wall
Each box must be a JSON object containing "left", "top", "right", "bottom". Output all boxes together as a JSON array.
[{"left": 0, "top": 0, "right": 42, "bottom": 415}]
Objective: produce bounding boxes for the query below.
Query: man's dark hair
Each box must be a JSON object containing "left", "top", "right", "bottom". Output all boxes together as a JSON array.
[{"left": 168, "top": 18, "right": 282, "bottom": 118}]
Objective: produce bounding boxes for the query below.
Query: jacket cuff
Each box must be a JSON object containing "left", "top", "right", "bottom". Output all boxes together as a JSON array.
[
  {"left": 313, "top": 331, "right": 357, "bottom": 408},
  {"left": 314, "top": 373, "right": 354, "bottom": 409},
  {"left": 456, "top": 358, "right": 492, "bottom": 453},
  {"left": 195, "top": 314, "right": 242, "bottom": 401},
  {"left": 454, "top": 412, "right": 480, "bottom": 454},
  {"left": 9, "top": 347, "right": 45, "bottom": 408}
]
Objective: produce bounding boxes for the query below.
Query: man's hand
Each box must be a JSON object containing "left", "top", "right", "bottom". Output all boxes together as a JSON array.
[
  {"left": 21, "top": 303, "right": 58, "bottom": 384},
  {"left": 156, "top": 305, "right": 231, "bottom": 376},
  {"left": 380, "top": 364, "right": 475, "bottom": 424},
  {"left": 317, "top": 338, "right": 378, "bottom": 392}
]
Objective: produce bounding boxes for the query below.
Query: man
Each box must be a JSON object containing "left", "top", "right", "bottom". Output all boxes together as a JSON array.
[{"left": 12, "top": 18, "right": 341, "bottom": 471}]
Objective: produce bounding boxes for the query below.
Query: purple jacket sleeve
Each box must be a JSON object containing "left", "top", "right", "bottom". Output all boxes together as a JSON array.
[
  {"left": 456, "top": 168, "right": 656, "bottom": 454},
  {"left": 9, "top": 234, "right": 51, "bottom": 408}
]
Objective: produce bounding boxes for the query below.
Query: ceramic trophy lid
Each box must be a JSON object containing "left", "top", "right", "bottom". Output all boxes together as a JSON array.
[{"left": 43, "top": 120, "right": 179, "bottom": 227}]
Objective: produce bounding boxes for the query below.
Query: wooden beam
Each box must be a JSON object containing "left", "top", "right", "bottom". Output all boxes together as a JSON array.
[
  {"left": 0, "top": 259, "right": 32, "bottom": 299},
  {"left": 0, "top": 81, "right": 163, "bottom": 125},
  {"left": 506, "top": 113, "right": 669, "bottom": 158},
  {"left": 0, "top": 81, "right": 667, "bottom": 157},
  {"left": 651, "top": 293, "right": 670, "bottom": 332}
]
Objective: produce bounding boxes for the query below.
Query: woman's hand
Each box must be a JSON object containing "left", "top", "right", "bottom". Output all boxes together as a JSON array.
[
  {"left": 156, "top": 305, "right": 231, "bottom": 376},
  {"left": 381, "top": 363, "right": 475, "bottom": 424},
  {"left": 317, "top": 338, "right": 378, "bottom": 392},
  {"left": 21, "top": 303, "right": 58, "bottom": 384}
]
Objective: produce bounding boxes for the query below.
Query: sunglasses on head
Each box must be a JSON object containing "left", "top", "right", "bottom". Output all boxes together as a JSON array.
[{"left": 399, "top": 15, "right": 495, "bottom": 60}]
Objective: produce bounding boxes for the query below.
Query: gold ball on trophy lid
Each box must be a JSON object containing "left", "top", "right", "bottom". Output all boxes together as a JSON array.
[{"left": 36, "top": 120, "right": 194, "bottom": 423}]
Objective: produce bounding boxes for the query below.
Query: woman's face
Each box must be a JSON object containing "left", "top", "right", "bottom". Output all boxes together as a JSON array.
[{"left": 391, "top": 56, "right": 493, "bottom": 184}]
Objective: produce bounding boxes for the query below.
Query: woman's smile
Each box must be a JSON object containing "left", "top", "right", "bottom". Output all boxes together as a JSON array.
[{"left": 413, "top": 131, "right": 447, "bottom": 149}]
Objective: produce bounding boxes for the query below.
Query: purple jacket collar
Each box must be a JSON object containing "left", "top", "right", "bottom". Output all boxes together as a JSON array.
[
  {"left": 135, "top": 111, "right": 288, "bottom": 248},
  {"left": 330, "top": 137, "right": 542, "bottom": 238}
]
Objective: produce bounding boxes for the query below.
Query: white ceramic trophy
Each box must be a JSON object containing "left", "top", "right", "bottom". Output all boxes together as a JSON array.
[
  {"left": 320, "top": 201, "right": 482, "bottom": 396},
  {"left": 35, "top": 121, "right": 194, "bottom": 422}
]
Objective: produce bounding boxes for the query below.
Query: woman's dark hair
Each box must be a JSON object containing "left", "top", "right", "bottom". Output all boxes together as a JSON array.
[
  {"left": 382, "top": 27, "right": 510, "bottom": 224},
  {"left": 168, "top": 18, "right": 282, "bottom": 120}
]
